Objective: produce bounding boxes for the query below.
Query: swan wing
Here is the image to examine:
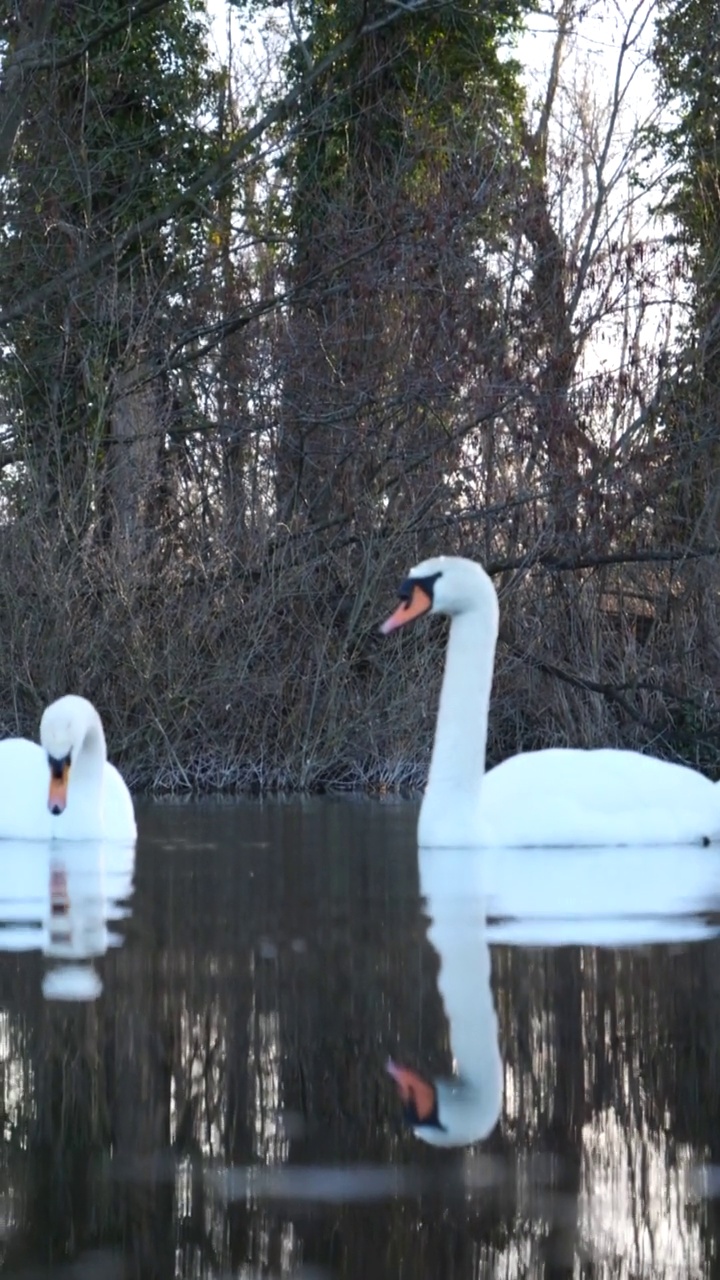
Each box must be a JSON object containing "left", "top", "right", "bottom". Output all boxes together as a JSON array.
[{"left": 481, "top": 748, "right": 720, "bottom": 846}]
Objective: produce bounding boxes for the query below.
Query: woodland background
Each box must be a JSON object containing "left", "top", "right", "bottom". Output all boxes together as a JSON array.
[{"left": 1, "top": 0, "right": 719, "bottom": 791}]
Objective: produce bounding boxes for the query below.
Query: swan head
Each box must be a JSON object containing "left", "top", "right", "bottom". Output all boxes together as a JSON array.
[
  {"left": 386, "top": 1059, "right": 446, "bottom": 1138},
  {"left": 387, "top": 1058, "right": 497, "bottom": 1148},
  {"left": 380, "top": 555, "right": 498, "bottom": 634},
  {"left": 39, "top": 696, "right": 104, "bottom": 815}
]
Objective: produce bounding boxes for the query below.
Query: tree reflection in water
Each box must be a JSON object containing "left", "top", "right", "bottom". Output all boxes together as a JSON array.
[{"left": 0, "top": 798, "right": 715, "bottom": 1278}]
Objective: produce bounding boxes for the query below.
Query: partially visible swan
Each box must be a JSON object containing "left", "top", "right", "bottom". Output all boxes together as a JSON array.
[
  {"left": 381, "top": 555, "right": 720, "bottom": 846},
  {"left": 0, "top": 696, "right": 136, "bottom": 841},
  {"left": 387, "top": 846, "right": 502, "bottom": 1147}
]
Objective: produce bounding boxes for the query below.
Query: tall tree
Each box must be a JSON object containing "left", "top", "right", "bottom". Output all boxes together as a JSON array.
[
  {"left": 0, "top": 0, "right": 221, "bottom": 553},
  {"left": 274, "top": 0, "right": 529, "bottom": 541},
  {"left": 653, "top": 0, "right": 720, "bottom": 545}
]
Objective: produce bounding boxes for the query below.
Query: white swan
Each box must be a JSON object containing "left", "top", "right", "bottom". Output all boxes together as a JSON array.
[
  {"left": 381, "top": 555, "right": 720, "bottom": 846},
  {"left": 0, "top": 695, "right": 136, "bottom": 841},
  {"left": 387, "top": 846, "right": 502, "bottom": 1147}
]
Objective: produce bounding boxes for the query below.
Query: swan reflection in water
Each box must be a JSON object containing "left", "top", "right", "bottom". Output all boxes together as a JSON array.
[
  {"left": 388, "top": 846, "right": 503, "bottom": 1148},
  {"left": 388, "top": 842, "right": 720, "bottom": 1147},
  {"left": 0, "top": 840, "right": 135, "bottom": 1001}
]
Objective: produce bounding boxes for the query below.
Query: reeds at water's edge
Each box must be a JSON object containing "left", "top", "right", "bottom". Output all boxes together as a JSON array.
[{"left": 3, "top": 518, "right": 720, "bottom": 793}]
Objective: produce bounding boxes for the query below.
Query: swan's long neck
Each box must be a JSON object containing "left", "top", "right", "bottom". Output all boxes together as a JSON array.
[
  {"left": 73, "top": 715, "right": 106, "bottom": 798},
  {"left": 430, "top": 909, "right": 497, "bottom": 1089},
  {"left": 418, "top": 849, "right": 503, "bottom": 1145},
  {"left": 426, "top": 607, "right": 496, "bottom": 797}
]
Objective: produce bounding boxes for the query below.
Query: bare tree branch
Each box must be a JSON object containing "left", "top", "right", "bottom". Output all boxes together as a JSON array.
[
  {"left": 0, "top": 0, "right": 57, "bottom": 179},
  {"left": 0, "top": 0, "right": 435, "bottom": 328}
]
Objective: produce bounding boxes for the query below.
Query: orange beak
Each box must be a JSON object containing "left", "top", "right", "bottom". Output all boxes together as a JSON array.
[
  {"left": 380, "top": 581, "right": 433, "bottom": 635},
  {"left": 386, "top": 1059, "right": 437, "bottom": 1122},
  {"left": 48, "top": 761, "right": 70, "bottom": 815}
]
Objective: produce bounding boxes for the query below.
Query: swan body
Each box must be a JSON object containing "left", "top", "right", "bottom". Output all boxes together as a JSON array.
[
  {"left": 381, "top": 555, "right": 720, "bottom": 847},
  {"left": 0, "top": 696, "right": 136, "bottom": 842},
  {"left": 388, "top": 847, "right": 502, "bottom": 1147}
]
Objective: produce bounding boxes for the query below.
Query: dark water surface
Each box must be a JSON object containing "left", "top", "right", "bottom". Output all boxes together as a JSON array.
[{"left": 1, "top": 798, "right": 720, "bottom": 1277}]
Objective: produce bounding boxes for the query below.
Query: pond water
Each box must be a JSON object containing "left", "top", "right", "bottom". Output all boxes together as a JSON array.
[{"left": 0, "top": 797, "right": 719, "bottom": 1278}]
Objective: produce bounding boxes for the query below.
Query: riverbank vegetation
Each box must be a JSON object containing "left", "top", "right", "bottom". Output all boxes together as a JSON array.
[{"left": 1, "top": 0, "right": 719, "bottom": 791}]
